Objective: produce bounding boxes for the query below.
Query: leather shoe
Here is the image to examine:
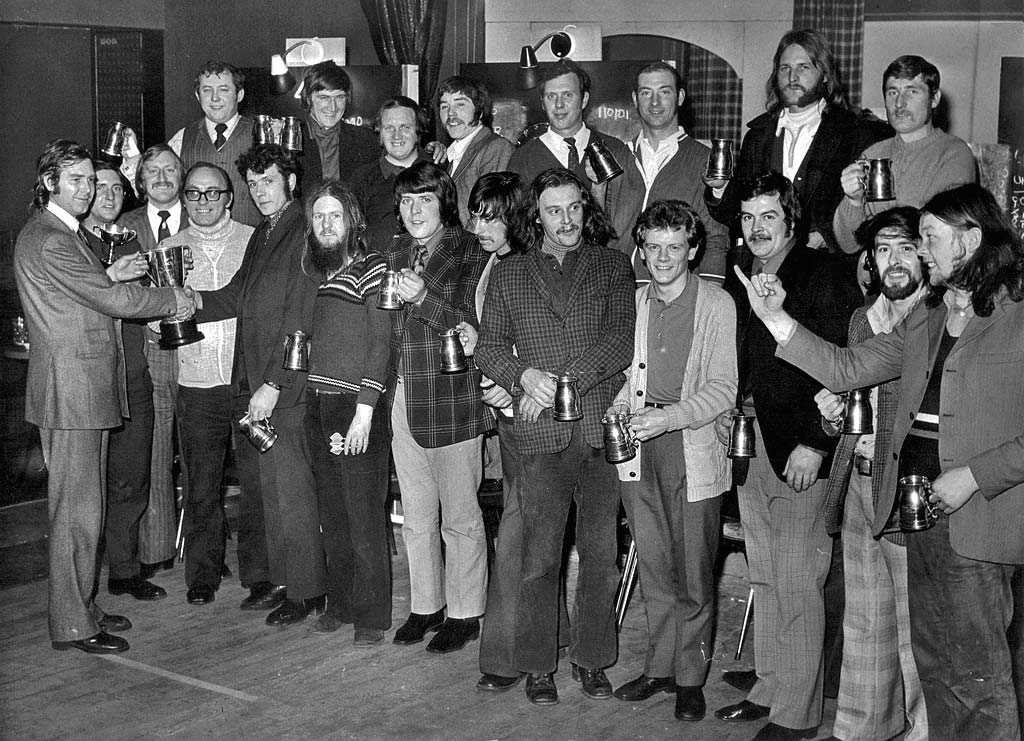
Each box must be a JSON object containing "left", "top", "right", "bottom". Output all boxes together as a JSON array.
[
  {"left": 108, "top": 576, "right": 167, "bottom": 601},
  {"left": 525, "top": 673, "right": 559, "bottom": 705},
  {"left": 716, "top": 699, "right": 771, "bottom": 722},
  {"left": 52, "top": 631, "right": 129, "bottom": 654},
  {"left": 265, "top": 595, "right": 325, "bottom": 626},
  {"left": 187, "top": 586, "right": 216, "bottom": 605},
  {"left": 571, "top": 663, "right": 613, "bottom": 699},
  {"left": 614, "top": 674, "right": 675, "bottom": 701},
  {"left": 353, "top": 627, "right": 385, "bottom": 646},
  {"left": 392, "top": 608, "right": 445, "bottom": 645},
  {"left": 674, "top": 686, "right": 706, "bottom": 721},
  {"left": 723, "top": 668, "right": 758, "bottom": 693},
  {"left": 476, "top": 673, "right": 524, "bottom": 692},
  {"left": 751, "top": 721, "right": 819, "bottom": 740},
  {"left": 239, "top": 582, "right": 286, "bottom": 610},
  {"left": 310, "top": 613, "right": 345, "bottom": 634},
  {"left": 139, "top": 558, "right": 175, "bottom": 580},
  {"left": 98, "top": 613, "right": 132, "bottom": 633},
  {"left": 425, "top": 617, "right": 480, "bottom": 654}
]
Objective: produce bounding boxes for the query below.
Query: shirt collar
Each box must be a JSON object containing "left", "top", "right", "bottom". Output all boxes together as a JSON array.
[
  {"left": 540, "top": 124, "right": 591, "bottom": 155},
  {"left": 446, "top": 125, "right": 483, "bottom": 162},
  {"left": 46, "top": 201, "right": 81, "bottom": 232},
  {"left": 634, "top": 126, "right": 687, "bottom": 154},
  {"left": 204, "top": 113, "right": 241, "bottom": 141},
  {"left": 775, "top": 98, "right": 826, "bottom": 136},
  {"left": 147, "top": 200, "right": 182, "bottom": 220}
]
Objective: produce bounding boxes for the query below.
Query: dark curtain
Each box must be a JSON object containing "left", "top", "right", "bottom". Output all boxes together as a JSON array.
[
  {"left": 794, "top": 0, "right": 866, "bottom": 109},
  {"left": 359, "top": 0, "right": 448, "bottom": 104}
]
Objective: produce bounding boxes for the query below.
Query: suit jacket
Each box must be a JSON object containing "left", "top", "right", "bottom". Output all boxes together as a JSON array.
[
  {"left": 384, "top": 226, "right": 491, "bottom": 447},
  {"left": 780, "top": 293, "right": 1024, "bottom": 563},
  {"left": 298, "top": 119, "right": 380, "bottom": 198},
  {"left": 725, "top": 243, "right": 861, "bottom": 479},
  {"left": 13, "top": 208, "right": 176, "bottom": 429},
  {"left": 475, "top": 242, "right": 636, "bottom": 456},
  {"left": 198, "top": 200, "right": 318, "bottom": 409},
  {"left": 449, "top": 126, "right": 514, "bottom": 224},
  {"left": 706, "top": 106, "right": 886, "bottom": 251}
]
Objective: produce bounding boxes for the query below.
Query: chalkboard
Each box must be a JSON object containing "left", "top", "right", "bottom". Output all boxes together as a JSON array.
[{"left": 1010, "top": 158, "right": 1024, "bottom": 244}]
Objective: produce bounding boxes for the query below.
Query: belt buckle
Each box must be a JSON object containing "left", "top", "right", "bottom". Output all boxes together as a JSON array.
[{"left": 855, "top": 455, "right": 872, "bottom": 477}]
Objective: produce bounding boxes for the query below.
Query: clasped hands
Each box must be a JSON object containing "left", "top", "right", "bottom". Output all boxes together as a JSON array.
[{"left": 170, "top": 286, "right": 196, "bottom": 321}]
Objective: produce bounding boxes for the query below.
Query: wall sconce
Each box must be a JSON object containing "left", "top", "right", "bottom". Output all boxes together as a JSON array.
[
  {"left": 270, "top": 39, "right": 324, "bottom": 95},
  {"left": 518, "top": 30, "right": 574, "bottom": 89}
]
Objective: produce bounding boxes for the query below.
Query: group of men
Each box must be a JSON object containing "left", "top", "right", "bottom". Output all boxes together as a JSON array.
[{"left": 14, "top": 24, "right": 1023, "bottom": 741}]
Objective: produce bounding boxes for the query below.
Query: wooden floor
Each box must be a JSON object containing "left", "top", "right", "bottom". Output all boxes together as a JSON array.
[{"left": 0, "top": 503, "right": 837, "bottom": 740}]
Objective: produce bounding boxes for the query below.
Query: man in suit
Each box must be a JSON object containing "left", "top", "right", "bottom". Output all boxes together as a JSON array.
[
  {"left": 115, "top": 144, "right": 189, "bottom": 595},
  {"left": 742, "top": 183, "right": 1024, "bottom": 740},
  {"left": 14, "top": 139, "right": 190, "bottom": 653},
  {"left": 476, "top": 168, "right": 635, "bottom": 706},
  {"left": 385, "top": 162, "right": 491, "bottom": 654},
  {"left": 704, "top": 29, "right": 885, "bottom": 252},
  {"left": 712, "top": 173, "right": 861, "bottom": 740},
  {"left": 437, "top": 76, "right": 514, "bottom": 223},
  {"left": 196, "top": 144, "right": 325, "bottom": 624}
]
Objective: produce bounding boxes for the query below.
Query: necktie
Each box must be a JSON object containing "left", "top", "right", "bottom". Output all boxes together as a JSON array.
[
  {"left": 214, "top": 123, "right": 228, "bottom": 150},
  {"left": 565, "top": 137, "right": 580, "bottom": 170},
  {"left": 157, "top": 210, "right": 171, "bottom": 244},
  {"left": 411, "top": 242, "right": 429, "bottom": 275}
]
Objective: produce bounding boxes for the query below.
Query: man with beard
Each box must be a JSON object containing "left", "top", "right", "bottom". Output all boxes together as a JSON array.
[
  {"left": 437, "top": 76, "right": 514, "bottom": 223},
  {"left": 712, "top": 173, "right": 860, "bottom": 740},
  {"left": 833, "top": 56, "right": 976, "bottom": 254},
  {"left": 810, "top": 206, "right": 928, "bottom": 741},
  {"left": 475, "top": 168, "right": 635, "bottom": 706},
  {"left": 705, "top": 29, "right": 884, "bottom": 252},
  {"left": 302, "top": 181, "right": 392, "bottom": 645},
  {"left": 159, "top": 163, "right": 252, "bottom": 605}
]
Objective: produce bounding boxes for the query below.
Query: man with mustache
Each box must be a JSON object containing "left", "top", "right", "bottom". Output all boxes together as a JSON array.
[
  {"left": 712, "top": 172, "right": 861, "bottom": 740},
  {"left": 833, "top": 56, "right": 976, "bottom": 254},
  {"left": 705, "top": 29, "right": 885, "bottom": 252}
]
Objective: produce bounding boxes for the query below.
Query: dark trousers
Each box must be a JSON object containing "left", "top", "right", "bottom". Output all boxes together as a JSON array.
[
  {"left": 177, "top": 384, "right": 232, "bottom": 590},
  {"left": 231, "top": 394, "right": 270, "bottom": 587},
  {"left": 104, "top": 375, "right": 154, "bottom": 580},
  {"left": 515, "top": 422, "right": 620, "bottom": 674},
  {"left": 305, "top": 390, "right": 391, "bottom": 629},
  {"left": 907, "top": 514, "right": 1021, "bottom": 740}
]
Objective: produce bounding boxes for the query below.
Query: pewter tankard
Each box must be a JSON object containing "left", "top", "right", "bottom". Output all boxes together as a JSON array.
[
  {"left": 706, "top": 139, "right": 735, "bottom": 180},
  {"left": 585, "top": 139, "right": 623, "bottom": 183},
  {"left": 898, "top": 474, "right": 937, "bottom": 532},
  {"left": 377, "top": 270, "right": 404, "bottom": 310},
  {"left": 439, "top": 329, "right": 468, "bottom": 373},
  {"left": 553, "top": 375, "right": 583, "bottom": 422},
  {"left": 727, "top": 412, "right": 756, "bottom": 459},
  {"left": 842, "top": 388, "right": 874, "bottom": 435},
  {"left": 283, "top": 330, "right": 310, "bottom": 372},
  {"left": 602, "top": 412, "right": 637, "bottom": 463},
  {"left": 864, "top": 158, "right": 894, "bottom": 202}
]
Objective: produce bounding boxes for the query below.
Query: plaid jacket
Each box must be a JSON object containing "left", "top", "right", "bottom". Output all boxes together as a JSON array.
[
  {"left": 822, "top": 302, "right": 905, "bottom": 544},
  {"left": 384, "top": 226, "right": 491, "bottom": 448},
  {"left": 476, "top": 243, "right": 636, "bottom": 456}
]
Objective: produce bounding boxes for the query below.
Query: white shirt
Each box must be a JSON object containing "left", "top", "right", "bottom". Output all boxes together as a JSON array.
[
  {"left": 167, "top": 113, "right": 243, "bottom": 155},
  {"left": 774, "top": 99, "right": 826, "bottom": 181},
  {"left": 446, "top": 124, "right": 483, "bottom": 174},
  {"left": 631, "top": 127, "right": 688, "bottom": 211},
  {"left": 146, "top": 201, "right": 184, "bottom": 244},
  {"left": 46, "top": 201, "right": 81, "bottom": 233},
  {"left": 540, "top": 125, "right": 591, "bottom": 167}
]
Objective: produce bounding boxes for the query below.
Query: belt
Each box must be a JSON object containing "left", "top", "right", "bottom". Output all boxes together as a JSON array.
[
  {"left": 854, "top": 454, "right": 872, "bottom": 477},
  {"left": 312, "top": 388, "right": 343, "bottom": 396},
  {"left": 644, "top": 401, "right": 672, "bottom": 409}
]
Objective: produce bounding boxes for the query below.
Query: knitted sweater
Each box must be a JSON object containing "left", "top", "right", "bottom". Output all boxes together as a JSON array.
[{"left": 833, "top": 128, "right": 976, "bottom": 253}]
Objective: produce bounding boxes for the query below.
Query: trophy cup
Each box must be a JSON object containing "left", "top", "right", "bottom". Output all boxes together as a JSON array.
[
  {"left": 100, "top": 122, "right": 129, "bottom": 158},
  {"left": 95, "top": 224, "right": 138, "bottom": 267},
  {"left": 143, "top": 244, "right": 204, "bottom": 349}
]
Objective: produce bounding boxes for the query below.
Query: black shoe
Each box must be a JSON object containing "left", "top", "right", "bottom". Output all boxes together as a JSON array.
[
  {"left": 139, "top": 558, "right": 175, "bottom": 580},
  {"left": 675, "top": 686, "right": 706, "bottom": 721},
  {"left": 571, "top": 663, "right": 613, "bottom": 699},
  {"left": 52, "top": 631, "right": 129, "bottom": 654},
  {"left": 239, "top": 582, "right": 285, "bottom": 610},
  {"left": 614, "top": 674, "right": 675, "bottom": 701},
  {"left": 310, "top": 613, "right": 346, "bottom": 634},
  {"left": 426, "top": 617, "right": 480, "bottom": 654},
  {"left": 479, "top": 477, "right": 503, "bottom": 493},
  {"left": 525, "top": 673, "right": 559, "bottom": 705},
  {"left": 716, "top": 699, "right": 771, "bottom": 722},
  {"left": 723, "top": 668, "right": 758, "bottom": 693},
  {"left": 187, "top": 585, "right": 216, "bottom": 605},
  {"left": 751, "top": 721, "right": 819, "bottom": 740},
  {"left": 392, "top": 608, "right": 445, "bottom": 645},
  {"left": 98, "top": 613, "right": 132, "bottom": 633},
  {"left": 353, "top": 627, "right": 385, "bottom": 646},
  {"left": 476, "top": 673, "right": 524, "bottom": 692},
  {"left": 108, "top": 576, "right": 167, "bottom": 601},
  {"left": 265, "top": 595, "right": 325, "bottom": 627}
]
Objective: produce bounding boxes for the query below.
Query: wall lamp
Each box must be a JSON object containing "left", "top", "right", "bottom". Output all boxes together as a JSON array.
[
  {"left": 270, "top": 40, "right": 324, "bottom": 95},
  {"left": 518, "top": 31, "right": 574, "bottom": 89}
]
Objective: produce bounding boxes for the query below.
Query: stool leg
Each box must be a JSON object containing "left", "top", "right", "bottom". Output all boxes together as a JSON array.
[
  {"left": 615, "top": 539, "right": 639, "bottom": 629},
  {"left": 735, "top": 585, "right": 754, "bottom": 660}
]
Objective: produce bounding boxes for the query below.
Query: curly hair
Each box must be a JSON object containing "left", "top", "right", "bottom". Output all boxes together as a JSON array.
[
  {"left": 517, "top": 168, "right": 616, "bottom": 249},
  {"left": 236, "top": 144, "right": 299, "bottom": 197}
]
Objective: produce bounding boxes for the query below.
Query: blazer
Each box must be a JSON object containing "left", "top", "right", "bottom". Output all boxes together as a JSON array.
[
  {"left": 198, "top": 200, "right": 318, "bottom": 410},
  {"left": 780, "top": 293, "right": 1024, "bottom": 563},
  {"left": 725, "top": 243, "right": 861, "bottom": 479},
  {"left": 475, "top": 242, "right": 636, "bottom": 456},
  {"left": 384, "top": 226, "right": 491, "bottom": 448},
  {"left": 449, "top": 126, "right": 514, "bottom": 224},
  {"left": 13, "top": 208, "right": 176, "bottom": 429}
]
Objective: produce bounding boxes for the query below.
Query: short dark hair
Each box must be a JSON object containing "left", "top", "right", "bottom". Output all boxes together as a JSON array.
[
  {"left": 34, "top": 139, "right": 92, "bottom": 210},
  {"left": 193, "top": 60, "right": 245, "bottom": 95},
  {"left": 855, "top": 206, "right": 921, "bottom": 290},
  {"left": 467, "top": 171, "right": 531, "bottom": 253},
  {"left": 91, "top": 158, "right": 120, "bottom": 177},
  {"left": 393, "top": 161, "right": 461, "bottom": 229},
  {"left": 735, "top": 171, "right": 802, "bottom": 236},
  {"left": 765, "top": 29, "right": 847, "bottom": 114},
  {"left": 303, "top": 180, "right": 368, "bottom": 273},
  {"left": 437, "top": 76, "right": 493, "bottom": 128},
  {"left": 883, "top": 55, "right": 940, "bottom": 97},
  {"left": 539, "top": 59, "right": 591, "bottom": 99},
  {"left": 236, "top": 144, "right": 299, "bottom": 197},
  {"left": 373, "top": 96, "right": 430, "bottom": 138},
  {"left": 184, "top": 161, "right": 233, "bottom": 197},
  {"left": 519, "top": 168, "right": 616, "bottom": 248},
  {"left": 634, "top": 60, "right": 683, "bottom": 93},
  {"left": 300, "top": 62, "right": 352, "bottom": 111},
  {"left": 632, "top": 199, "right": 706, "bottom": 266},
  {"left": 135, "top": 144, "right": 183, "bottom": 201}
]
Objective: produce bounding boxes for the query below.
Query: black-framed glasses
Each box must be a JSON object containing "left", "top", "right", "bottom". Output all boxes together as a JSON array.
[{"left": 184, "top": 189, "right": 229, "bottom": 202}]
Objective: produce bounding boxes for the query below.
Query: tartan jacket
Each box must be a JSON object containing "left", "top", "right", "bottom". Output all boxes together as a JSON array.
[
  {"left": 475, "top": 242, "right": 636, "bottom": 456},
  {"left": 384, "top": 226, "right": 492, "bottom": 447},
  {"left": 821, "top": 301, "right": 905, "bottom": 544}
]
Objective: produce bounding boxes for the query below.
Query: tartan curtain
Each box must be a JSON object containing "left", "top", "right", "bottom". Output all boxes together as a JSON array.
[
  {"left": 359, "top": 0, "right": 448, "bottom": 103},
  {"left": 794, "top": 0, "right": 866, "bottom": 109}
]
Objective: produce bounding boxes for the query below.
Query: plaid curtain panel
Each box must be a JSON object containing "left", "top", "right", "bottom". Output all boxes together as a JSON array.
[
  {"left": 794, "top": 0, "right": 866, "bottom": 109},
  {"left": 683, "top": 44, "right": 744, "bottom": 143}
]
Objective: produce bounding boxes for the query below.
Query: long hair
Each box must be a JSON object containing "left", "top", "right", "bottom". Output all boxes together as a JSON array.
[
  {"left": 923, "top": 183, "right": 1024, "bottom": 316},
  {"left": 467, "top": 171, "right": 531, "bottom": 253},
  {"left": 300, "top": 62, "right": 351, "bottom": 111},
  {"left": 33, "top": 140, "right": 92, "bottom": 210},
  {"left": 135, "top": 144, "right": 184, "bottom": 201},
  {"left": 393, "top": 161, "right": 461, "bottom": 229},
  {"left": 632, "top": 199, "right": 706, "bottom": 266},
  {"left": 855, "top": 205, "right": 923, "bottom": 292},
  {"left": 518, "top": 168, "right": 616, "bottom": 249},
  {"left": 765, "top": 29, "right": 847, "bottom": 115},
  {"left": 302, "top": 180, "right": 368, "bottom": 277},
  {"left": 437, "top": 76, "right": 493, "bottom": 128}
]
